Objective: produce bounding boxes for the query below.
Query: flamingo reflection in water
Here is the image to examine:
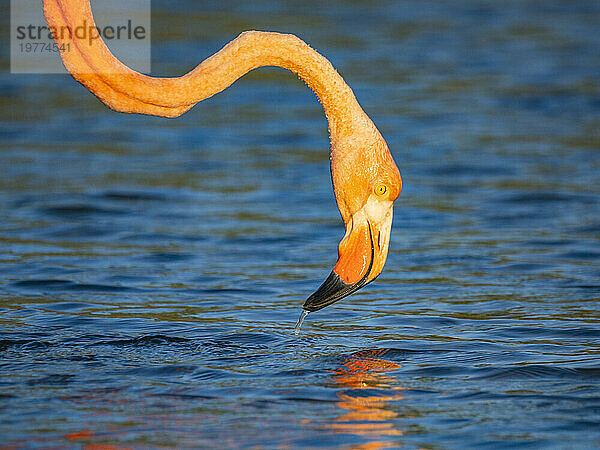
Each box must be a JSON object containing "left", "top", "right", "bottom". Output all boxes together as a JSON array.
[{"left": 327, "top": 349, "right": 406, "bottom": 447}]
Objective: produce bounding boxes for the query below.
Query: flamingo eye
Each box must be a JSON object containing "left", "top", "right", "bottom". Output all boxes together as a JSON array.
[{"left": 374, "top": 184, "right": 387, "bottom": 196}]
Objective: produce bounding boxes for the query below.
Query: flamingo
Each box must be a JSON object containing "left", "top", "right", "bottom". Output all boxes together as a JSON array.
[{"left": 43, "top": 0, "right": 402, "bottom": 314}]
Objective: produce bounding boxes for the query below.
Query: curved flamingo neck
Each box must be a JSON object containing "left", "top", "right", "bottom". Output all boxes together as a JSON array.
[{"left": 43, "top": 0, "right": 369, "bottom": 140}]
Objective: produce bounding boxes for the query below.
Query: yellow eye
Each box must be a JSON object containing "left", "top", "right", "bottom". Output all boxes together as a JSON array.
[{"left": 375, "top": 184, "right": 387, "bottom": 196}]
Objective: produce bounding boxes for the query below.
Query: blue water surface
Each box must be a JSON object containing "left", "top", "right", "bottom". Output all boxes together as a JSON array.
[{"left": 1, "top": 0, "right": 600, "bottom": 448}]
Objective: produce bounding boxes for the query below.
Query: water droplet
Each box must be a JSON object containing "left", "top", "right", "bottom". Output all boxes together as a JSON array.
[{"left": 293, "top": 309, "right": 309, "bottom": 335}]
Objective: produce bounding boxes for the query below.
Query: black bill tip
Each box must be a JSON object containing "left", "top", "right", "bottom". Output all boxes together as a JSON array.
[
  {"left": 302, "top": 270, "right": 371, "bottom": 312},
  {"left": 303, "top": 222, "right": 376, "bottom": 312}
]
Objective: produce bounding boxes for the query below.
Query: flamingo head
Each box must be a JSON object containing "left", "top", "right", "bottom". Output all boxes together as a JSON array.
[{"left": 303, "top": 122, "right": 402, "bottom": 312}]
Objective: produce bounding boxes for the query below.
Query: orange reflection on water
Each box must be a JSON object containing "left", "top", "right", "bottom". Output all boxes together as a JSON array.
[{"left": 326, "top": 348, "right": 406, "bottom": 442}]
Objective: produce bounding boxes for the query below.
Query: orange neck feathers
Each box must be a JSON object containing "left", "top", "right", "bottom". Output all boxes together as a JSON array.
[
  {"left": 44, "top": 0, "right": 402, "bottom": 311},
  {"left": 44, "top": 1, "right": 366, "bottom": 136}
]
